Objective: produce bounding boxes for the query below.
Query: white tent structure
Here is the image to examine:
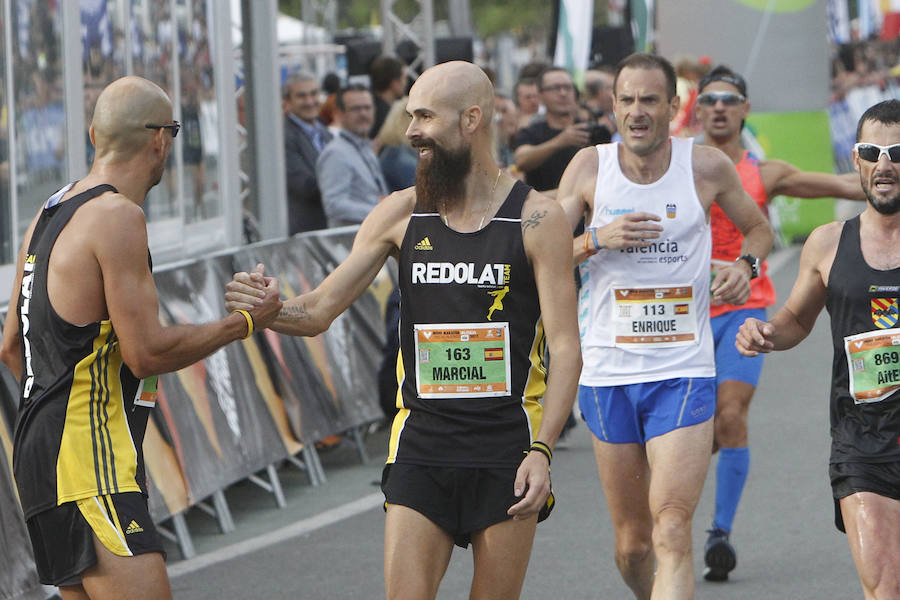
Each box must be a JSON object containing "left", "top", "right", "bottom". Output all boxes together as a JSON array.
[
  {"left": 230, "top": 1, "right": 344, "bottom": 82},
  {"left": 230, "top": 0, "right": 330, "bottom": 46}
]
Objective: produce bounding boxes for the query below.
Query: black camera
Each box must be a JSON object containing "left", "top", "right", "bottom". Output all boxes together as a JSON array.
[{"left": 587, "top": 122, "right": 611, "bottom": 146}]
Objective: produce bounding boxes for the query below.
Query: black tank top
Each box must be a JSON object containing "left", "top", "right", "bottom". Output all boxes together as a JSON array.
[
  {"left": 13, "top": 184, "right": 150, "bottom": 518},
  {"left": 388, "top": 181, "right": 547, "bottom": 468},
  {"left": 825, "top": 215, "right": 900, "bottom": 464}
]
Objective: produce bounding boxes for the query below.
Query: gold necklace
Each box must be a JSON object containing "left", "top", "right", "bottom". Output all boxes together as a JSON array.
[{"left": 442, "top": 168, "right": 503, "bottom": 230}]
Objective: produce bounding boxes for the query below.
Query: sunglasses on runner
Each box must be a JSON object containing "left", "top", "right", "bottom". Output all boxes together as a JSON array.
[
  {"left": 854, "top": 142, "right": 900, "bottom": 163},
  {"left": 696, "top": 92, "right": 746, "bottom": 107},
  {"left": 145, "top": 121, "right": 181, "bottom": 138}
]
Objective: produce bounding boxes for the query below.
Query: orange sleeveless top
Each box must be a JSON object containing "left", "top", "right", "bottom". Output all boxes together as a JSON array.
[{"left": 710, "top": 150, "right": 776, "bottom": 318}]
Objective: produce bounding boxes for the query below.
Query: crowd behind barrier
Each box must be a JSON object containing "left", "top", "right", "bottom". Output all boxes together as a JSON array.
[
  {"left": 0, "top": 227, "right": 388, "bottom": 596},
  {"left": 829, "top": 79, "right": 900, "bottom": 174}
]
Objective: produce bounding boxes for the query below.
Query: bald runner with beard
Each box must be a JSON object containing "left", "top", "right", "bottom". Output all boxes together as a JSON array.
[
  {"left": 225, "top": 61, "right": 581, "bottom": 600},
  {"left": 0, "top": 76, "right": 282, "bottom": 600}
]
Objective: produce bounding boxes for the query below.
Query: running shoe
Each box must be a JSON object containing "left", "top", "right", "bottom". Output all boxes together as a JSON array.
[{"left": 703, "top": 528, "right": 736, "bottom": 582}]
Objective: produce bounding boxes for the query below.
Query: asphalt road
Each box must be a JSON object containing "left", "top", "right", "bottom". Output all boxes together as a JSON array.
[{"left": 163, "top": 246, "right": 863, "bottom": 599}]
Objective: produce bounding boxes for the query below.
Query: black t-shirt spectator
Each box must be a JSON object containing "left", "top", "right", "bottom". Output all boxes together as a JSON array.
[
  {"left": 370, "top": 95, "right": 391, "bottom": 138},
  {"left": 512, "top": 120, "right": 581, "bottom": 192}
]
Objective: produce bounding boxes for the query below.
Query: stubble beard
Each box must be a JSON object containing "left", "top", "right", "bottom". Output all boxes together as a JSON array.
[
  {"left": 864, "top": 172, "right": 900, "bottom": 215},
  {"left": 866, "top": 188, "right": 900, "bottom": 215}
]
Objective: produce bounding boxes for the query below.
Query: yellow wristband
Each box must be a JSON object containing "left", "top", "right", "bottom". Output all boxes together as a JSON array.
[{"left": 233, "top": 309, "right": 254, "bottom": 339}]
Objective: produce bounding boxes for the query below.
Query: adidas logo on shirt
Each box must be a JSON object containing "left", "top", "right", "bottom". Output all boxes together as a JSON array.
[
  {"left": 414, "top": 237, "right": 434, "bottom": 251},
  {"left": 125, "top": 520, "right": 144, "bottom": 535}
]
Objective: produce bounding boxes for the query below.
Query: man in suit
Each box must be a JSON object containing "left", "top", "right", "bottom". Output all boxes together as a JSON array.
[
  {"left": 316, "top": 84, "right": 389, "bottom": 227},
  {"left": 283, "top": 71, "right": 332, "bottom": 234}
]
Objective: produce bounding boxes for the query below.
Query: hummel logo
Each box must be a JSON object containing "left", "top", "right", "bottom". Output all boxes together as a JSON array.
[
  {"left": 414, "top": 237, "right": 434, "bottom": 251},
  {"left": 125, "top": 520, "right": 144, "bottom": 534}
]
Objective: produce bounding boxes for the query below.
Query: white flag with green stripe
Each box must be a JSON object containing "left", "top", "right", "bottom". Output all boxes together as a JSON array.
[{"left": 553, "top": 0, "right": 594, "bottom": 87}]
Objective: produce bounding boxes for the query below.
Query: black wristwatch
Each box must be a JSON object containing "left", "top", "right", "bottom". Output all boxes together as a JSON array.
[{"left": 736, "top": 254, "right": 760, "bottom": 280}]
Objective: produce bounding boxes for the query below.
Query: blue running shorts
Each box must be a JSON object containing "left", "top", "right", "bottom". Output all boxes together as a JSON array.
[
  {"left": 579, "top": 377, "right": 716, "bottom": 444},
  {"left": 712, "top": 307, "right": 767, "bottom": 388}
]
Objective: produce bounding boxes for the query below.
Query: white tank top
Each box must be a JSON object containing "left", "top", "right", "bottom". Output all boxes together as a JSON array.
[{"left": 578, "top": 137, "right": 715, "bottom": 385}]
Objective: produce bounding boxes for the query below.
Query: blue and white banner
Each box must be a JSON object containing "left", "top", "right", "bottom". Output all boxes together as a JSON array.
[{"left": 827, "top": 0, "right": 851, "bottom": 44}]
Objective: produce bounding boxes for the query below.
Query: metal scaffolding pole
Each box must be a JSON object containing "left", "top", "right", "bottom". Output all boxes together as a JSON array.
[
  {"left": 447, "top": 0, "right": 472, "bottom": 37},
  {"left": 301, "top": 0, "right": 337, "bottom": 36},
  {"left": 380, "top": 0, "right": 435, "bottom": 77},
  {"left": 240, "top": 0, "right": 288, "bottom": 240}
]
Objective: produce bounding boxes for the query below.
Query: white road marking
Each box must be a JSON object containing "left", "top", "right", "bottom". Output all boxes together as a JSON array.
[{"left": 167, "top": 492, "right": 383, "bottom": 578}]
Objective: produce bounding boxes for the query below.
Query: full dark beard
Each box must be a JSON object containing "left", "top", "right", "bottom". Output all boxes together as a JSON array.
[{"left": 414, "top": 141, "right": 472, "bottom": 212}]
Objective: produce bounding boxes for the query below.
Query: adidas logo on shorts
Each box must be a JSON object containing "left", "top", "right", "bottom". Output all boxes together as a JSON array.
[{"left": 125, "top": 520, "right": 144, "bottom": 534}]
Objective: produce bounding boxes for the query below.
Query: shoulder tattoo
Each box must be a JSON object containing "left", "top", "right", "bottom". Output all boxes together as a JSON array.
[{"left": 522, "top": 209, "right": 548, "bottom": 231}]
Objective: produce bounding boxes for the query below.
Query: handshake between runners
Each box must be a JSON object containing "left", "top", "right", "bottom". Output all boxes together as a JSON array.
[{"left": 226, "top": 263, "right": 281, "bottom": 319}]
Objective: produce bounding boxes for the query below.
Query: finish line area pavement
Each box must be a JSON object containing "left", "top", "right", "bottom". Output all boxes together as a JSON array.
[{"left": 163, "top": 246, "right": 861, "bottom": 599}]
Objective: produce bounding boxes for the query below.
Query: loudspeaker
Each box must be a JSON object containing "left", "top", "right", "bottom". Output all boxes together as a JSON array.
[
  {"left": 335, "top": 36, "right": 382, "bottom": 76},
  {"left": 590, "top": 26, "right": 634, "bottom": 67},
  {"left": 436, "top": 37, "right": 473, "bottom": 64},
  {"left": 394, "top": 37, "right": 474, "bottom": 67}
]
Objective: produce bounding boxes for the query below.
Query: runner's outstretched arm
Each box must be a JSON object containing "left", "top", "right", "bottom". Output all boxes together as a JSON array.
[{"left": 736, "top": 222, "right": 836, "bottom": 356}]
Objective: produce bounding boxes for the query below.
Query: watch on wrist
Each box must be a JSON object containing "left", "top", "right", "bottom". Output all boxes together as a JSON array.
[{"left": 736, "top": 254, "right": 760, "bottom": 280}]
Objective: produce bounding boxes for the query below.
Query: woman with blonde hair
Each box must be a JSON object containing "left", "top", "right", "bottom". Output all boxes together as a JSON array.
[{"left": 375, "top": 97, "right": 417, "bottom": 192}]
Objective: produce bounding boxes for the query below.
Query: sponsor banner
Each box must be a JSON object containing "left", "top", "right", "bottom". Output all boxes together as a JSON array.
[
  {"left": 746, "top": 110, "right": 836, "bottom": 242},
  {"left": 144, "top": 416, "right": 190, "bottom": 524},
  {"left": 0, "top": 445, "right": 43, "bottom": 600},
  {"left": 231, "top": 232, "right": 386, "bottom": 443},
  {"left": 0, "top": 353, "right": 43, "bottom": 600},
  {"left": 152, "top": 255, "right": 292, "bottom": 510}
]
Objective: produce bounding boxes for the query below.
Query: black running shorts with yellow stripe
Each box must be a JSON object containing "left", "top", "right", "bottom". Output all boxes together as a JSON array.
[{"left": 26, "top": 492, "right": 165, "bottom": 586}]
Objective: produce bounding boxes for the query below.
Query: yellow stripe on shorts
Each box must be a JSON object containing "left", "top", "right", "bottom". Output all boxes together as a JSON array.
[{"left": 76, "top": 496, "right": 133, "bottom": 556}]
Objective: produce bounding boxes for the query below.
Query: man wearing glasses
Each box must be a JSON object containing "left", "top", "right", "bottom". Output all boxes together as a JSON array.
[
  {"left": 0, "top": 76, "right": 282, "bottom": 600},
  {"left": 694, "top": 65, "right": 865, "bottom": 582},
  {"left": 512, "top": 67, "right": 605, "bottom": 193},
  {"left": 736, "top": 99, "right": 900, "bottom": 600},
  {"left": 316, "top": 84, "right": 389, "bottom": 227}
]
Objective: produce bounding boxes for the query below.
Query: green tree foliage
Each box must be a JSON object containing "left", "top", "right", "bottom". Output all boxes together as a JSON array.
[
  {"left": 472, "top": 1, "right": 548, "bottom": 37},
  {"left": 278, "top": 0, "right": 551, "bottom": 38}
]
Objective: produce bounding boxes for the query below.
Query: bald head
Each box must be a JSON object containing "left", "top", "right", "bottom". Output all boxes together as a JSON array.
[
  {"left": 411, "top": 61, "right": 495, "bottom": 131},
  {"left": 91, "top": 76, "right": 172, "bottom": 161}
]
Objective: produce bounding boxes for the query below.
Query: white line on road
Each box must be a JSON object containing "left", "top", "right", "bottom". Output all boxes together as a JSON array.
[{"left": 167, "top": 492, "right": 384, "bottom": 578}]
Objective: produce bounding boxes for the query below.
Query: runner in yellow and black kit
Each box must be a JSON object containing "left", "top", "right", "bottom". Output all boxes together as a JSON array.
[
  {"left": 383, "top": 179, "right": 551, "bottom": 547},
  {"left": 0, "top": 76, "right": 281, "bottom": 600},
  {"left": 225, "top": 61, "right": 581, "bottom": 600},
  {"left": 13, "top": 183, "right": 162, "bottom": 587}
]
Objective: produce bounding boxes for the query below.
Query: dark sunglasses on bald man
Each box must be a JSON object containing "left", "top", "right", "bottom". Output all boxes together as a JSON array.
[
  {"left": 854, "top": 142, "right": 900, "bottom": 163},
  {"left": 696, "top": 92, "right": 746, "bottom": 107},
  {"left": 145, "top": 121, "right": 180, "bottom": 138}
]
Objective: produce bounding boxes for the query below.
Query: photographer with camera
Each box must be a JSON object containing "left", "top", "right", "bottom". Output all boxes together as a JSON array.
[
  {"left": 583, "top": 67, "right": 619, "bottom": 141},
  {"left": 512, "top": 67, "right": 609, "bottom": 193}
]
